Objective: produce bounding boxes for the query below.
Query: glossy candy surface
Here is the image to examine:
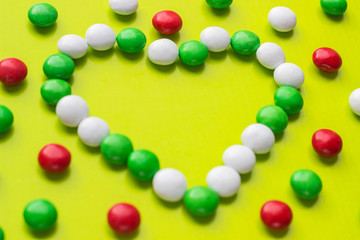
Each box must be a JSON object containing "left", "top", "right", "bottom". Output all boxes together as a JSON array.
[
  {"left": 268, "top": 6, "right": 297, "bottom": 32},
  {"left": 85, "top": 24, "right": 116, "bottom": 51},
  {"left": 56, "top": 95, "right": 89, "bottom": 127},
  {"left": 147, "top": 39, "right": 178, "bottom": 65},
  {"left": 43, "top": 54, "right": 75, "bottom": 80},
  {"left": 179, "top": 40, "right": 208, "bottom": 66},
  {"left": 256, "top": 42, "right": 285, "bottom": 70},
  {"left": 206, "top": 0, "right": 232, "bottom": 9},
  {"left": 222, "top": 144, "right": 256, "bottom": 174},
  {"left": 152, "top": 168, "right": 187, "bottom": 202},
  {"left": 28, "top": 3, "right": 58, "bottom": 27},
  {"left": 290, "top": 169, "right": 322, "bottom": 199},
  {"left": 152, "top": 11, "right": 182, "bottom": 35},
  {"left": 206, "top": 166, "right": 241, "bottom": 197},
  {"left": 200, "top": 27, "right": 230, "bottom": 52},
  {"left": 57, "top": 34, "right": 88, "bottom": 59},
  {"left": 108, "top": 203, "right": 140, "bottom": 234},
  {"left": 321, "top": 0, "right": 347, "bottom": 15},
  {"left": 0, "top": 58, "right": 27, "bottom": 86},
  {"left": 109, "top": 0, "right": 138, "bottom": 15},
  {"left": 274, "top": 63, "right": 304, "bottom": 89},
  {"left": 274, "top": 86, "right": 303, "bottom": 115},
  {"left": 231, "top": 30, "right": 260, "bottom": 55},
  {"left": 100, "top": 134, "right": 133, "bottom": 164},
  {"left": 77, "top": 117, "right": 110, "bottom": 147},
  {"left": 260, "top": 200, "right": 292, "bottom": 230},
  {"left": 116, "top": 28, "right": 146, "bottom": 53},
  {"left": 41, "top": 79, "right": 71, "bottom": 105},
  {"left": 128, "top": 150, "right": 160, "bottom": 181},
  {"left": 312, "top": 47, "right": 342, "bottom": 73},
  {"left": 38, "top": 144, "right": 71, "bottom": 173},
  {"left": 23, "top": 199, "right": 57, "bottom": 231},
  {"left": 312, "top": 129, "right": 342, "bottom": 157},
  {"left": 184, "top": 186, "right": 219, "bottom": 217},
  {"left": 256, "top": 105, "right": 288, "bottom": 134},
  {"left": 349, "top": 88, "right": 360, "bottom": 115},
  {"left": 241, "top": 123, "right": 275, "bottom": 154},
  {"left": 0, "top": 105, "right": 13, "bottom": 133}
]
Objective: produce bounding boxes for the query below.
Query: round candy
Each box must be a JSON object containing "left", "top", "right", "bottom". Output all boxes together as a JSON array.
[
  {"left": 77, "top": 117, "right": 110, "bottom": 147},
  {"left": 108, "top": 203, "right": 140, "bottom": 234},
  {"left": 256, "top": 42, "right": 285, "bottom": 70},
  {"left": 184, "top": 186, "right": 219, "bottom": 217},
  {"left": 200, "top": 27, "right": 230, "bottom": 52},
  {"left": 43, "top": 54, "right": 75, "bottom": 80},
  {"left": 41, "top": 79, "right": 71, "bottom": 105},
  {"left": 152, "top": 11, "right": 182, "bottom": 35},
  {"left": 260, "top": 200, "right": 292, "bottom": 230},
  {"left": 56, "top": 95, "right": 89, "bottom": 127},
  {"left": 231, "top": 30, "right": 260, "bottom": 55},
  {"left": 268, "top": 6, "right": 297, "bottom": 32},
  {"left": 24, "top": 199, "right": 57, "bottom": 231},
  {"left": 349, "top": 88, "right": 360, "bottom": 115},
  {"left": 109, "top": 0, "right": 138, "bottom": 15},
  {"left": 101, "top": 134, "right": 133, "bottom": 165},
  {"left": 128, "top": 150, "right": 160, "bottom": 181},
  {"left": 0, "top": 105, "right": 14, "bottom": 133},
  {"left": 179, "top": 40, "right": 208, "bottom": 66},
  {"left": 28, "top": 3, "right": 58, "bottom": 27},
  {"left": 152, "top": 168, "right": 187, "bottom": 202},
  {"left": 38, "top": 144, "right": 71, "bottom": 173},
  {"left": 206, "top": 0, "right": 232, "bottom": 9},
  {"left": 85, "top": 24, "right": 116, "bottom": 51},
  {"left": 206, "top": 166, "right": 241, "bottom": 197},
  {"left": 257, "top": 105, "right": 288, "bottom": 134},
  {"left": 57, "top": 34, "right": 88, "bottom": 59},
  {"left": 222, "top": 144, "right": 256, "bottom": 174},
  {"left": 274, "top": 86, "right": 303, "bottom": 115},
  {"left": 290, "top": 169, "right": 322, "bottom": 199},
  {"left": 312, "top": 129, "right": 342, "bottom": 158},
  {"left": 116, "top": 28, "right": 146, "bottom": 53},
  {"left": 274, "top": 63, "right": 304, "bottom": 89},
  {"left": 321, "top": 0, "right": 347, "bottom": 15},
  {"left": 147, "top": 39, "right": 178, "bottom": 65},
  {"left": 312, "top": 47, "right": 342, "bottom": 73},
  {"left": 0, "top": 58, "right": 28, "bottom": 86},
  {"left": 241, "top": 123, "right": 275, "bottom": 154}
]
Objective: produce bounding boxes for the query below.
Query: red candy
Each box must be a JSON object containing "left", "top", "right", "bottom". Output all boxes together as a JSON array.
[
  {"left": 260, "top": 200, "right": 292, "bottom": 231},
  {"left": 312, "top": 47, "right": 342, "bottom": 73},
  {"left": 108, "top": 203, "right": 140, "bottom": 235},
  {"left": 0, "top": 58, "right": 28, "bottom": 86},
  {"left": 38, "top": 144, "right": 71, "bottom": 173},
  {"left": 152, "top": 10, "right": 182, "bottom": 35},
  {"left": 312, "top": 129, "right": 342, "bottom": 158}
]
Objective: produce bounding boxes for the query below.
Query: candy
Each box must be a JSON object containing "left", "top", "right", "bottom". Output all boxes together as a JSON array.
[
  {"left": 77, "top": 117, "right": 110, "bottom": 147},
  {"left": 184, "top": 186, "right": 219, "bottom": 217},
  {"left": 222, "top": 144, "right": 256, "bottom": 174},
  {"left": 268, "top": 6, "right": 297, "bottom": 32},
  {"left": 108, "top": 203, "right": 140, "bottom": 234},
  {"left": 0, "top": 105, "right": 14, "bottom": 133},
  {"left": 200, "top": 27, "right": 230, "bottom": 52},
  {"left": 41, "top": 79, "right": 71, "bottom": 105},
  {"left": 57, "top": 34, "right": 88, "bottom": 59},
  {"left": 43, "top": 54, "right": 75, "bottom": 80},
  {"left": 56, "top": 95, "right": 89, "bottom": 127},
  {"left": 179, "top": 40, "right": 208, "bottom": 66},
  {"left": 231, "top": 30, "right": 260, "bottom": 55},
  {"left": 85, "top": 24, "right": 116, "bottom": 51},
  {"left": 28, "top": 3, "right": 58, "bottom": 27},
  {"left": 100, "top": 134, "right": 133, "bottom": 165},
  {"left": 128, "top": 150, "right": 160, "bottom": 181},
  {"left": 290, "top": 169, "right": 322, "bottom": 199},
  {"left": 109, "top": 0, "right": 138, "bottom": 15},
  {"left": 206, "top": 0, "right": 232, "bottom": 9},
  {"left": 147, "top": 39, "right": 179, "bottom": 65},
  {"left": 256, "top": 42, "right": 285, "bottom": 70},
  {"left": 312, "top": 47, "right": 342, "bottom": 73},
  {"left": 38, "top": 144, "right": 71, "bottom": 173},
  {"left": 312, "top": 129, "right": 342, "bottom": 158},
  {"left": 152, "top": 168, "right": 187, "bottom": 202},
  {"left": 321, "top": 0, "right": 347, "bottom": 15},
  {"left": 116, "top": 28, "right": 146, "bottom": 53},
  {"left": 274, "top": 86, "right": 303, "bottom": 115},
  {"left": 241, "top": 123, "right": 275, "bottom": 154},
  {"left": 23, "top": 199, "right": 57, "bottom": 231},
  {"left": 152, "top": 11, "right": 182, "bottom": 35},
  {"left": 0, "top": 228, "right": 3, "bottom": 240},
  {"left": 206, "top": 166, "right": 241, "bottom": 197},
  {"left": 260, "top": 200, "right": 292, "bottom": 230},
  {"left": 257, "top": 105, "right": 288, "bottom": 134},
  {"left": 0, "top": 58, "right": 28, "bottom": 86},
  {"left": 274, "top": 63, "right": 304, "bottom": 89},
  {"left": 349, "top": 88, "right": 360, "bottom": 115}
]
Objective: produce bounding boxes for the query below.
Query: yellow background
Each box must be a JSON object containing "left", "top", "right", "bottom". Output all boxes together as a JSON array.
[{"left": 0, "top": 0, "right": 359, "bottom": 239}]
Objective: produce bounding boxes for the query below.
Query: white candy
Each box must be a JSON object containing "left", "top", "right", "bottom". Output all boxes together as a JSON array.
[
  {"left": 256, "top": 42, "right": 285, "bottom": 70},
  {"left": 349, "top": 89, "right": 360, "bottom": 116},
  {"left": 77, "top": 117, "right": 110, "bottom": 147},
  {"left": 109, "top": 0, "right": 138, "bottom": 15},
  {"left": 56, "top": 95, "right": 89, "bottom": 127},
  {"left": 152, "top": 168, "right": 187, "bottom": 202},
  {"left": 241, "top": 123, "right": 275, "bottom": 154},
  {"left": 57, "top": 34, "right": 88, "bottom": 59},
  {"left": 200, "top": 26, "right": 230, "bottom": 52},
  {"left": 274, "top": 63, "right": 304, "bottom": 89},
  {"left": 147, "top": 39, "right": 179, "bottom": 65},
  {"left": 268, "top": 6, "right": 297, "bottom": 32},
  {"left": 223, "top": 145, "right": 256, "bottom": 174},
  {"left": 85, "top": 24, "right": 116, "bottom": 51},
  {"left": 206, "top": 166, "right": 241, "bottom": 197}
]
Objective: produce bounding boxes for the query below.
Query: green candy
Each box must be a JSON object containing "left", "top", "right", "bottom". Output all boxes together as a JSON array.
[
  {"left": 274, "top": 86, "right": 304, "bottom": 115},
  {"left": 116, "top": 28, "right": 146, "bottom": 53},
  {"left": 320, "top": 0, "right": 347, "bottom": 15},
  {"left": 184, "top": 186, "right": 219, "bottom": 217},
  {"left": 206, "top": 0, "right": 232, "bottom": 9},
  {"left": 43, "top": 54, "right": 75, "bottom": 80},
  {"left": 231, "top": 30, "right": 260, "bottom": 55},
  {"left": 24, "top": 199, "right": 57, "bottom": 231},
  {"left": 101, "top": 134, "right": 133, "bottom": 165},
  {"left": 28, "top": 3, "right": 58, "bottom": 27},
  {"left": 41, "top": 79, "right": 71, "bottom": 105},
  {"left": 179, "top": 40, "right": 208, "bottom": 66},
  {"left": 128, "top": 150, "right": 160, "bottom": 181},
  {"left": 0, "top": 105, "right": 13, "bottom": 133},
  {"left": 291, "top": 169, "right": 322, "bottom": 199},
  {"left": 256, "top": 105, "right": 288, "bottom": 134},
  {"left": 0, "top": 228, "right": 4, "bottom": 240}
]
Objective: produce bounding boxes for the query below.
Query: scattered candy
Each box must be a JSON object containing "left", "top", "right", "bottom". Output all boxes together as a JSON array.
[
  {"left": 184, "top": 186, "right": 219, "bottom": 217},
  {"left": 57, "top": 34, "right": 88, "bottom": 59},
  {"left": 256, "top": 42, "right": 286, "bottom": 70},
  {"left": 0, "top": 58, "right": 27, "bottom": 86},
  {"left": 274, "top": 86, "right": 303, "bottom": 115},
  {"left": 256, "top": 105, "right": 288, "bottom": 134},
  {"left": 312, "top": 47, "right": 342, "bottom": 73},
  {"left": 200, "top": 27, "right": 230, "bottom": 52},
  {"left": 109, "top": 0, "right": 138, "bottom": 15},
  {"left": 290, "top": 169, "right": 322, "bottom": 199},
  {"left": 38, "top": 144, "right": 71, "bottom": 173},
  {"left": 116, "top": 28, "right": 146, "bottom": 53},
  {"left": 268, "top": 6, "right": 297, "bottom": 32},
  {"left": 222, "top": 144, "right": 256, "bottom": 174},
  {"left": 43, "top": 54, "right": 75, "bottom": 80},
  {"left": 128, "top": 150, "right": 160, "bottom": 181},
  {"left": 28, "top": 3, "right": 58, "bottom": 27},
  {"left": 349, "top": 88, "right": 360, "bottom": 115},
  {"left": 321, "top": 0, "right": 347, "bottom": 15},
  {"left": 206, "top": 0, "right": 232, "bottom": 9},
  {"left": 41, "top": 79, "right": 71, "bottom": 105},
  {"left": 152, "top": 11, "right": 182, "bottom": 35},
  {"left": 179, "top": 40, "right": 208, "bottom": 66},
  {"left": 0, "top": 105, "right": 14, "bottom": 133},
  {"left": 312, "top": 129, "right": 342, "bottom": 158},
  {"left": 241, "top": 123, "right": 275, "bottom": 154},
  {"left": 23, "top": 199, "right": 57, "bottom": 231},
  {"left": 108, "top": 203, "right": 140, "bottom": 234},
  {"left": 77, "top": 117, "right": 110, "bottom": 147},
  {"left": 260, "top": 200, "right": 292, "bottom": 230},
  {"left": 206, "top": 166, "right": 241, "bottom": 197},
  {"left": 231, "top": 30, "right": 260, "bottom": 55},
  {"left": 56, "top": 95, "right": 89, "bottom": 127},
  {"left": 274, "top": 63, "right": 304, "bottom": 89},
  {"left": 152, "top": 168, "right": 187, "bottom": 202},
  {"left": 100, "top": 133, "right": 133, "bottom": 165},
  {"left": 85, "top": 24, "right": 116, "bottom": 51},
  {"left": 147, "top": 39, "right": 179, "bottom": 65}
]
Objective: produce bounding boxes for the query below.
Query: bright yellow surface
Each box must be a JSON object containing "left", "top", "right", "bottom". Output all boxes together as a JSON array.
[{"left": 0, "top": 0, "right": 359, "bottom": 239}]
